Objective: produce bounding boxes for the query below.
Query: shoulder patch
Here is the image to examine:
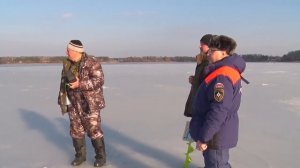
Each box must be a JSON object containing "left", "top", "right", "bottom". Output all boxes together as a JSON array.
[{"left": 214, "top": 83, "right": 224, "bottom": 102}]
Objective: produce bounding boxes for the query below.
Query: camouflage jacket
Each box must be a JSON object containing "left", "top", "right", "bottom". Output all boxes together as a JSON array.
[{"left": 57, "top": 53, "right": 105, "bottom": 114}]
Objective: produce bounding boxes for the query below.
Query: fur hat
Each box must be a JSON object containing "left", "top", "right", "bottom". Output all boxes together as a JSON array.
[
  {"left": 209, "top": 35, "right": 237, "bottom": 54},
  {"left": 67, "top": 40, "right": 84, "bottom": 53},
  {"left": 200, "top": 34, "right": 213, "bottom": 45}
]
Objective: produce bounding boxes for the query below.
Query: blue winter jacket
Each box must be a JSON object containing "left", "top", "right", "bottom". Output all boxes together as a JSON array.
[{"left": 189, "top": 54, "right": 246, "bottom": 149}]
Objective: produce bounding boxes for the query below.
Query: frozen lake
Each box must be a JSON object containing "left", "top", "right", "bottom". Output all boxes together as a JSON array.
[{"left": 0, "top": 62, "right": 299, "bottom": 168}]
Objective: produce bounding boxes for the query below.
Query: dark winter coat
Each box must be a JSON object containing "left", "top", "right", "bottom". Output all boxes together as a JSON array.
[
  {"left": 184, "top": 60, "right": 208, "bottom": 117},
  {"left": 189, "top": 54, "right": 246, "bottom": 149}
]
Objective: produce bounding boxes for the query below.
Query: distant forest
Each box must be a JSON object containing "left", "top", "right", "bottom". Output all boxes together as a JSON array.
[{"left": 0, "top": 50, "right": 299, "bottom": 64}]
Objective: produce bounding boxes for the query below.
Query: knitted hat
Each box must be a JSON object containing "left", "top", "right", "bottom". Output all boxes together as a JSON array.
[
  {"left": 209, "top": 35, "right": 237, "bottom": 54},
  {"left": 200, "top": 34, "right": 213, "bottom": 45},
  {"left": 67, "top": 40, "right": 84, "bottom": 53}
]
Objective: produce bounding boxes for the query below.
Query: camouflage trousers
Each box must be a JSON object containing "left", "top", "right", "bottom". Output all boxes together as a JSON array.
[
  {"left": 68, "top": 106, "right": 103, "bottom": 140},
  {"left": 67, "top": 92, "right": 103, "bottom": 140}
]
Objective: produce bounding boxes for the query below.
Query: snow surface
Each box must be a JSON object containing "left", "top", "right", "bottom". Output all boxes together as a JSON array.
[{"left": 0, "top": 63, "right": 299, "bottom": 168}]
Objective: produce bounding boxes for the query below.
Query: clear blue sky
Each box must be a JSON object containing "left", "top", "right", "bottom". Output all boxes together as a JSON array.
[{"left": 0, "top": 0, "right": 299, "bottom": 57}]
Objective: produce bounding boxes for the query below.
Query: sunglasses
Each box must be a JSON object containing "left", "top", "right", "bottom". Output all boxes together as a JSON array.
[{"left": 208, "top": 48, "right": 221, "bottom": 54}]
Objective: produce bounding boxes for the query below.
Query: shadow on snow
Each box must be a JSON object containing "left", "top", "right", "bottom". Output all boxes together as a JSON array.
[{"left": 19, "top": 109, "right": 199, "bottom": 168}]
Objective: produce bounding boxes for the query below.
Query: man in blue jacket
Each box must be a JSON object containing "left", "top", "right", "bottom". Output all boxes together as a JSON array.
[{"left": 189, "top": 35, "right": 246, "bottom": 168}]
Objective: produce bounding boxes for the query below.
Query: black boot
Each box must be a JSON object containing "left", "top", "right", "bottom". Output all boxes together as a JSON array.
[
  {"left": 91, "top": 137, "right": 106, "bottom": 167},
  {"left": 71, "top": 138, "right": 86, "bottom": 166}
]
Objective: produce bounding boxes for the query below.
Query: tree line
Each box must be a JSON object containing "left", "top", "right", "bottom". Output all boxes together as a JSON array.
[
  {"left": 0, "top": 56, "right": 195, "bottom": 64},
  {"left": 0, "top": 50, "right": 299, "bottom": 64}
]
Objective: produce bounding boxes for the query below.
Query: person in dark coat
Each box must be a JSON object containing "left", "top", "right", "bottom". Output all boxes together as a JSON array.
[
  {"left": 189, "top": 35, "right": 246, "bottom": 168},
  {"left": 184, "top": 34, "right": 213, "bottom": 117}
]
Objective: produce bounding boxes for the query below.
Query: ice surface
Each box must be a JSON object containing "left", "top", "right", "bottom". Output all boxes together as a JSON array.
[{"left": 0, "top": 63, "right": 299, "bottom": 168}]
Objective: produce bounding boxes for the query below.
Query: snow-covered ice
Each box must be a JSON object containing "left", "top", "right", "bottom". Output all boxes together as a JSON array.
[{"left": 0, "top": 62, "right": 299, "bottom": 168}]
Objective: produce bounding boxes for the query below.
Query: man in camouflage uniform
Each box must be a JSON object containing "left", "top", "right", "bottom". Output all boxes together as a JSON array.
[{"left": 58, "top": 40, "right": 106, "bottom": 167}]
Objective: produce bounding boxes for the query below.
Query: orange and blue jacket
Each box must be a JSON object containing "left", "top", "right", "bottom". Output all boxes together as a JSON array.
[{"left": 189, "top": 54, "right": 246, "bottom": 149}]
